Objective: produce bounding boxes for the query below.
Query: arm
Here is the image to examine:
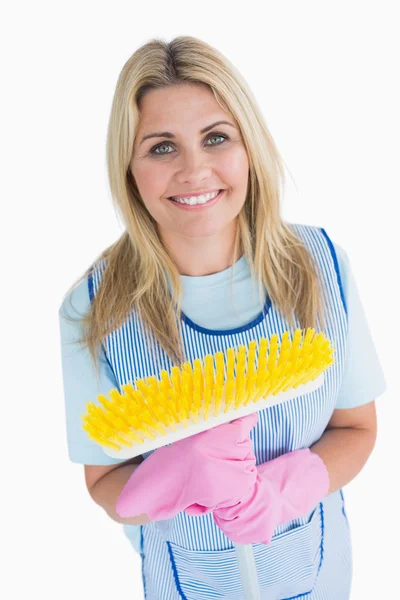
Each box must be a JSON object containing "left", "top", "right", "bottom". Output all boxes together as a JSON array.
[
  {"left": 85, "top": 457, "right": 152, "bottom": 526},
  {"left": 310, "top": 400, "right": 377, "bottom": 494}
]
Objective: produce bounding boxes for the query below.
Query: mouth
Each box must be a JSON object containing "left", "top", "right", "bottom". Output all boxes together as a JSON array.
[{"left": 166, "top": 189, "right": 225, "bottom": 210}]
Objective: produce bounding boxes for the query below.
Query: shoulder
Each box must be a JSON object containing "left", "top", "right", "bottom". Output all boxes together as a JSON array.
[
  {"left": 287, "top": 222, "right": 348, "bottom": 262},
  {"left": 59, "top": 274, "right": 91, "bottom": 321},
  {"left": 329, "top": 240, "right": 348, "bottom": 269},
  {"left": 59, "top": 259, "right": 108, "bottom": 320},
  {"left": 285, "top": 221, "right": 326, "bottom": 243},
  {"left": 286, "top": 222, "right": 351, "bottom": 301},
  {"left": 286, "top": 221, "right": 322, "bottom": 234}
]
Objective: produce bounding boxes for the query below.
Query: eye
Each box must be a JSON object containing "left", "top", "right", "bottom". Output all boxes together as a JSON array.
[{"left": 149, "top": 132, "right": 229, "bottom": 156}]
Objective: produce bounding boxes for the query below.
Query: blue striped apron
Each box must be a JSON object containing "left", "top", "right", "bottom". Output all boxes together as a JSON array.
[{"left": 89, "top": 224, "right": 352, "bottom": 599}]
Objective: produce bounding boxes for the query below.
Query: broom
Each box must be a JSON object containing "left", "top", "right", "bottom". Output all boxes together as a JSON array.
[{"left": 81, "top": 327, "right": 334, "bottom": 599}]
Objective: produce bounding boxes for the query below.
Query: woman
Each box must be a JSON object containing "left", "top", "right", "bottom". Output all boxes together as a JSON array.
[{"left": 59, "top": 36, "right": 386, "bottom": 599}]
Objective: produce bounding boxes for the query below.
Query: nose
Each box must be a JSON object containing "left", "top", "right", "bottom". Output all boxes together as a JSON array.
[{"left": 175, "top": 148, "right": 213, "bottom": 182}]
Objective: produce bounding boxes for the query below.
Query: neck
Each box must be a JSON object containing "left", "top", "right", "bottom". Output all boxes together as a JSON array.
[{"left": 160, "top": 223, "right": 243, "bottom": 277}]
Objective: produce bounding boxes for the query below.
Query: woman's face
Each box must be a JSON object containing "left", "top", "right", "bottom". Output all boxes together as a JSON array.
[{"left": 130, "top": 83, "right": 249, "bottom": 244}]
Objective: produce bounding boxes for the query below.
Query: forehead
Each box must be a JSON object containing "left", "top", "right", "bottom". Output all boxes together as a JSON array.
[{"left": 137, "top": 84, "right": 228, "bottom": 130}]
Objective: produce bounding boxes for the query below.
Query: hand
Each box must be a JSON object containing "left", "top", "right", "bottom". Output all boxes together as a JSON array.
[
  {"left": 116, "top": 413, "right": 258, "bottom": 521},
  {"left": 213, "top": 448, "right": 330, "bottom": 544}
]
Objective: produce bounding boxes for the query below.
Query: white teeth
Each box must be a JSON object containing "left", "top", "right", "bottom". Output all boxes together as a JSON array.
[{"left": 171, "top": 190, "right": 220, "bottom": 205}]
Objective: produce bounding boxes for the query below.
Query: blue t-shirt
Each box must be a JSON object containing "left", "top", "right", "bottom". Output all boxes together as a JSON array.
[{"left": 58, "top": 240, "right": 387, "bottom": 553}]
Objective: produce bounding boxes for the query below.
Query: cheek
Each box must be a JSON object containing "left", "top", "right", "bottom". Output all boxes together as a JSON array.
[
  {"left": 219, "top": 149, "right": 249, "bottom": 187},
  {"left": 133, "top": 163, "right": 167, "bottom": 198},
  {"left": 132, "top": 167, "right": 172, "bottom": 218}
]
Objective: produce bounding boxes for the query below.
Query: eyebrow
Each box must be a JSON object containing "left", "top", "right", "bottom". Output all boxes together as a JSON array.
[{"left": 139, "top": 120, "right": 236, "bottom": 146}]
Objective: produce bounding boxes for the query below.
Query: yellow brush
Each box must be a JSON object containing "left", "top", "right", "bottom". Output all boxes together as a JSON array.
[
  {"left": 81, "top": 327, "right": 335, "bottom": 600},
  {"left": 82, "top": 327, "right": 334, "bottom": 458}
]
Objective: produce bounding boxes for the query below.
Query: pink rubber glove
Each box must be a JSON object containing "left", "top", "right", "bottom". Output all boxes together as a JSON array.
[
  {"left": 116, "top": 413, "right": 258, "bottom": 521},
  {"left": 213, "top": 448, "right": 330, "bottom": 544}
]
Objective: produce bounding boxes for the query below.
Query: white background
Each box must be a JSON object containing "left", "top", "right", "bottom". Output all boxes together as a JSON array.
[{"left": 2, "top": 1, "right": 398, "bottom": 599}]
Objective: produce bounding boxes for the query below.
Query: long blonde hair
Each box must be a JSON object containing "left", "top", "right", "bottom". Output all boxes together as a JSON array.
[{"left": 62, "top": 35, "right": 325, "bottom": 379}]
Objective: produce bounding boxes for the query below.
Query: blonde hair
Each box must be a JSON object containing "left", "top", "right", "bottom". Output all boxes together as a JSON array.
[{"left": 63, "top": 35, "right": 325, "bottom": 379}]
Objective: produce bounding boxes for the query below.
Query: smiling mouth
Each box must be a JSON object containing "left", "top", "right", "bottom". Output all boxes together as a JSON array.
[
  {"left": 168, "top": 190, "right": 223, "bottom": 205},
  {"left": 166, "top": 190, "right": 226, "bottom": 211}
]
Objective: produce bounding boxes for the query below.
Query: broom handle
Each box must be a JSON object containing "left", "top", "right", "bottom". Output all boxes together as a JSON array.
[{"left": 234, "top": 543, "right": 262, "bottom": 599}]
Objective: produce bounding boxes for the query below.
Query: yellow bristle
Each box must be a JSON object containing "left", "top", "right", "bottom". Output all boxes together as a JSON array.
[
  {"left": 81, "top": 327, "right": 335, "bottom": 454},
  {"left": 97, "top": 394, "right": 116, "bottom": 412},
  {"left": 251, "top": 336, "right": 277, "bottom": 403},
  {"left": 234, "top": 346, "right": 248, "bottom": 409},
  {"left": 83, "top": 405, "right": 135, "bottom": 449},
  {"left": 91, "top": 385, "right": 162, "bottom": 446},
  {"left": 244, "top": 339, "right": 266, "bottom": 405},
  {"left": 159, "top": 370, "right": 180, "bottom": 418},
  {"left": 245, "top": 341, "right": 257, "bottom": 401},
  {"left": 181, "top": 364, "right": 195, "bottom": 422},
  {"left": 182, "top": 363, "right": 194, "bottom": 393},
  {"left": 82, "top": 405, "right": 110, "bottom": 438},
  {"left": 146, "top": 378, "right": 178, "bottom": 429},
  {"left": 98, "top": 412, "right": 135, "bottom": 447},
  {"left": 278, "top": 331, "right": 291, "bottom": 361},
  {"left": 124, "top": 413, "right": 151, "bottom": 438},
  {"left": 158, "top": 374, "right": 182, "bottom": 429},
  {"left": 224, "top": 348, "right": 236, "bottom": 414},
  {"left": 267, "top": 338, "right": 294, "bottom": 396},
  {"left": 108, "top": 389, "right": 128, "bottom": 411},
  {"left": 136, "top": 407, "right": 166, "bottom": 438},
  {"left": 154, "top": 393, "right": 178, "bottom": 431},
  {"left": 169, "top": 387, "right": 189, "bottom": 427},
  {"left": 203, "top": 355, "right": 214, "bottom": 420},
  {"left": 255, "top": 337, "right": 268, "bottom": 389},
  {"left": 129, "top": 417, "right": 157, "bottom": 440},
  {"left": 243, "top": 338, "right": 260, "bottom": 406},
  {"left": 135, "top": 380, "right": 169, "bottom": 434},
  {"left": 193, "top": 359, "right": 204, "bottom": 420},
  {"left": 213, "top": 352, "right": 225, "bottom": 417},
  {"left": 170, "top": 366, "right": 189, "bottom": 420},
  {"left": 82, "top": 423, "right": 123, "bottom": 450},
  {"left": 84, "top": 403, "right": 115, "bottom": 434},
  {"left": 146, "top": 378, "right": 178, "bottom": 432},
  {"left": 120, "top": 386, "right": 144, "bottom": 417}
]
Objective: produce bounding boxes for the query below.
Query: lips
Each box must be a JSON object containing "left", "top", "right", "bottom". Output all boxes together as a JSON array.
[
  {"left": 168, "top": 190, "right": 222, "bottom": 202},
  {"left": 167, "top": 189, "right": 225, "bottom": 210}
]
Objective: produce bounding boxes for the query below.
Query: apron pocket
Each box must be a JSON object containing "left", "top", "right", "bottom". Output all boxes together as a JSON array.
[{"left": 167, "top": 503, "right": 324, "bottom": 600}]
